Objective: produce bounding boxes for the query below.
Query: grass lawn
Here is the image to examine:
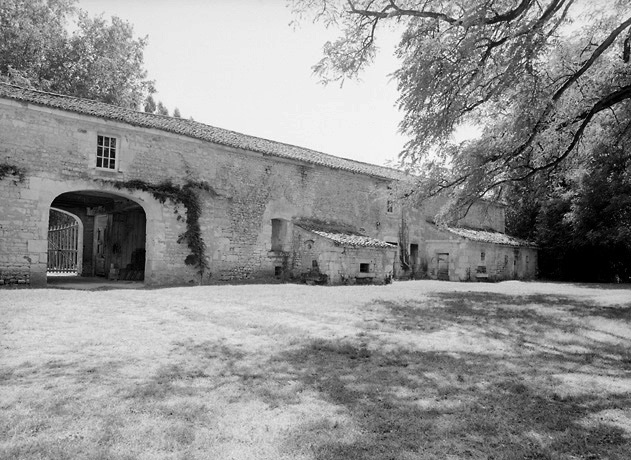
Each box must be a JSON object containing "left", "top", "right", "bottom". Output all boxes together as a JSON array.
[{"left": 1, "top": 280, "right": 630, "bottom": 459}]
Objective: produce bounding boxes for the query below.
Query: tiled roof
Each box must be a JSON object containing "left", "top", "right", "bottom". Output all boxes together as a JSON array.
[
  {"left": 445, "top": 226, "right": 536, "bottom": 247},
  {"left": 309, "top": 230, "right": 395, "bottom": 249},
  {"left": 294, "top": 218, "right": 395, "bottom": 249},
  {"left": 0, "top": 83, "right": 405, "bottom": 180},
  {"left": 309, "top": 230, "right": 396, "bottom": 248}
]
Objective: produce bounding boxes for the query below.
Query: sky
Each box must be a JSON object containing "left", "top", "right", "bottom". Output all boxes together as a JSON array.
[{"left": 78, "top": 0, "right": 408, "bottom": 167}]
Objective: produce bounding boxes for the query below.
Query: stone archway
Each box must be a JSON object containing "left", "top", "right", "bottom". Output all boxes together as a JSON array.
[
  {"left": 50, "top": 190, "right": 147, "bottom": 281},
  {"left": 18, "top": 178, "right": 171, "bottom": 287}
]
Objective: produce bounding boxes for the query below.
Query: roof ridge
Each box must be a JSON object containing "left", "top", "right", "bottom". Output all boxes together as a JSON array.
[{"left": 0, "top": 82, "right": 406, "bottom": 180}]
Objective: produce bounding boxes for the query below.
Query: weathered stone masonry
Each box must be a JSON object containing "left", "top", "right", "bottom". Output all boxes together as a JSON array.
[
  {"left": 0, "top": 85, "right": 404, "bottom": 286},
  {"left": 0, "top": 83, "right": 537, "bottom": 286}
]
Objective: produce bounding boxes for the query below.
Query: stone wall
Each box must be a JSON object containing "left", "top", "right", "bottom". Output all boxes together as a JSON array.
[
  {"left": 288, "top": 226, "right": 396, "bottom": 285},
  {"left": 415, "top": 196, "right": 506, "bottom": 233},
  {"left": 0, "top": 99, "right": 400, "bottom": 286},
  {"left": 425, "top": 239, "right": 537, "bottom": 281},
  {"left": 0, "top": 97, "right": 537, "bottom": 288},
  {"left": 0, "top": 175, "right": 46, "bottom": 286}
]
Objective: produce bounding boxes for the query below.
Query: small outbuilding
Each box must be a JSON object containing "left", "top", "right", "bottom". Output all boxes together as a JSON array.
[
  {"left": 425, "top": 226, "right": 537, "bottom": 281},
  {"left": 270, "top": 218, "right": 397, "bottom": 285}
]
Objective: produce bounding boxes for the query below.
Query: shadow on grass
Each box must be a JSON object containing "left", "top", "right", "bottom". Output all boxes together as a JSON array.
[
  {"left": 251, "top": 292, "right": 631, "bottom": 459},
  {"left": 124, "top": 342, "right": 247, "bottom": 402},
  {"left": 111, "top": 292, "right": 631, "bottom": 459},
  {"left": 268, "top": 339, "right": 631, "bottom": 460},
  {"left": 378, "top": 292, "right": 631, "bottom": 367},
  {"left": 12, "top": 291, "right": 624, "bottom": 460}
]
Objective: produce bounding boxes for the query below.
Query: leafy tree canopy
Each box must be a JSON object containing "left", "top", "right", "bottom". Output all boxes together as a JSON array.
[
  {"left": 0, "top": 0, "right": 154, "bottom": 108},
  {"left": 292, "top": 0, "right": 631, "bottom": 213}
]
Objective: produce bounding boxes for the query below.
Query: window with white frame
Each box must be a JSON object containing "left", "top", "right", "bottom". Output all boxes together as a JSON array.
[{"left": 96, "top": 135, "right": 117, "bottom": 170}]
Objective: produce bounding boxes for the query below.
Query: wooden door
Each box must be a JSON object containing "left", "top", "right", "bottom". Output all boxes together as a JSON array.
[{"left": 437, "top": 253, "right": 450, "bottom": 280}]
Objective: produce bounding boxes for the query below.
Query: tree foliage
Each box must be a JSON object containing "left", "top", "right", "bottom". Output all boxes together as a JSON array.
[
  {"left": 0, "top": 0, "right": 153, "bottom": 108},
  {"left": 144, "top": 94, "right": 157, "bottom": 113},
  {"left": 294, "top": 0, "right": 631, "bottom": 280},
  {"left": 156, "top": 101, "right": 169, "bottom": 116},
  {"left": 293, "top": 0, "right": 631, "bottom": 207},
  {"left": 531, "top": 128, "right": 631, "bottom": 281}
]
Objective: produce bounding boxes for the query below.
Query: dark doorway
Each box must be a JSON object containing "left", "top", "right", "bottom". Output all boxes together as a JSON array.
[
  {"left": 410, "top": 244, "right": 419, "bottom": 273},
  {"left": 49, "top": 191, "right": 146, "bottom": 281},
  {"left": 437, "top": 253, "right": 450, "bottom": 280}
]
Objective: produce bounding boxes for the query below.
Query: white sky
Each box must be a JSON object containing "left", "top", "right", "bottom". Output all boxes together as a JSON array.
[{"left": 78, "top": 0, "right": 408, "bottom": 167}]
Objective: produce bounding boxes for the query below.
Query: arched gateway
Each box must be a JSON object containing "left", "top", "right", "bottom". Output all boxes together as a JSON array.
[
  {"left": 12, "top": 177, "right": 169, "bottom": 288},
  {"left": 49, "top": 190, "right": 147, "bottom": 281}
]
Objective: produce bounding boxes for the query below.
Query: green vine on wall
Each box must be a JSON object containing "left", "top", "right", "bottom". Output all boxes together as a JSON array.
[
  {"left": 108, "top": 178, "right": 218, "bottom": 278},
  {"left": 0, "top": 163, "right": 26, "bottom": 183}
]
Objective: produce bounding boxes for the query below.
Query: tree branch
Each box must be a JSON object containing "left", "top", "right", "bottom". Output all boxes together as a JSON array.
[
  {"left": 346, "top": 0, "right": 459, "bottom": 23},
  {"left": 553, "top": 16, "right": 631, "bottom": 101},
  {"left": 503, "top": 85, "right": 631, "bottom": 185},
  {"left": 484, "top": 0, "right": 534, "bottom": 25}
]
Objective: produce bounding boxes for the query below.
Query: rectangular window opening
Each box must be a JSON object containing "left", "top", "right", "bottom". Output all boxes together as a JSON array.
[
  {"left": 274, "top": 266, "right": 282, "bottom": 276},
  {"left": 312, "top": 260, "right": 318, "bottom": 269},
  {"left": 386, "top": 199, "right": 394, "bottom": 213},
  {"left": 97, "top": 135, "right": 117, "bottom": 170},
  {"left": 481, "top": 251, "right": 486, "bottom": 263},
  {"left": 271, "top": 219, "right": 287, "bottom": 251},
  {"left": 360, "top": 263, "right": 370, "bottom": 273}
]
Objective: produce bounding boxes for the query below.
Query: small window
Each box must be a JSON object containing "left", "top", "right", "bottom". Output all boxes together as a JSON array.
[
  {"left": 481, "top": 251, "right": 486, "bottom": 263},
  {"left": 360, "top": 263, "right": 370, "bottom": 273},
  {"left": 96, "top": 135, "right": 117, "bottom": 170},
  {"left": 386, "top": 199, "right": 394, "bottom": 213},
  {"left": 312, "top": 260, "right": 318, "bottom": 269},
  {"left": 274, "top": 266, "right": 282, "bottom": 276}
]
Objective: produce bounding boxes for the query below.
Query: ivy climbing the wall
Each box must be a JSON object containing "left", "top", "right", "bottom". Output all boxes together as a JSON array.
[
  {"left": 107, "top": 178, "right": 218, "bottom": 278},
  {"left": 0, "top": 163, "right": 26, "bottom": 183}
]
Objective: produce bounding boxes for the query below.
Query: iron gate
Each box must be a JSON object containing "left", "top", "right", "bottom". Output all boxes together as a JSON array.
[{"left": 48, "top": 221, "right": 80, "bottom": 273}]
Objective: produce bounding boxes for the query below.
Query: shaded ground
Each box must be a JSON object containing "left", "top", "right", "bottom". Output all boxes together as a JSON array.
[
  {"left": 1, "top": 281, "right": 630, "bottom": 459},
  {"left": 46, "top": 274, "right": 144, "bottom": 290}
]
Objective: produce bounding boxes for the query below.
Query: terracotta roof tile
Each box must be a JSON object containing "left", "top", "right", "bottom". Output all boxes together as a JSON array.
[
  {"left": 310, "top": 230, "right": 396, "bottom": 248},
  {"left": 445, "top": 226, "right": 536, "bottom": 247},
  {"left": 294, "top": 218, "right": 395, "bottom": 248},
  {"left": 0, "top": 83, "right": 405, "bottom": 180}
]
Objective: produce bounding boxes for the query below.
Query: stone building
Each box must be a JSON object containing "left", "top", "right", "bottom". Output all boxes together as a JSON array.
[{"left": 0, "top": 83, "right": 536, "bottom": 287}]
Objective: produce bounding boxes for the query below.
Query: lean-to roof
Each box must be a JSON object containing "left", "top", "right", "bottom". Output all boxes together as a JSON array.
[
  {"left": 294, "top": 218, "right": 395, "bottom": 249},
  {"left": 445, "top": 226, "right": 536, "bottom": 247},
  {"left": 0, "top": 83, "right": 404, "bottom": 180},
  {"left": 307, "top": 230, "right": 396, "bottom": 249}
]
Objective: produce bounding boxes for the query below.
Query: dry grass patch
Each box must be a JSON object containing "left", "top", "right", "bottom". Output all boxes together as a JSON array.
[{"left": 1, "top": 281, "right": 630, "bottom": 459}]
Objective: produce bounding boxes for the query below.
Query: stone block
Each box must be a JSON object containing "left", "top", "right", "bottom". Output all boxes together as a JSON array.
[{"left": 27, "top": 239, "right": 48, "bottom": 253}]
